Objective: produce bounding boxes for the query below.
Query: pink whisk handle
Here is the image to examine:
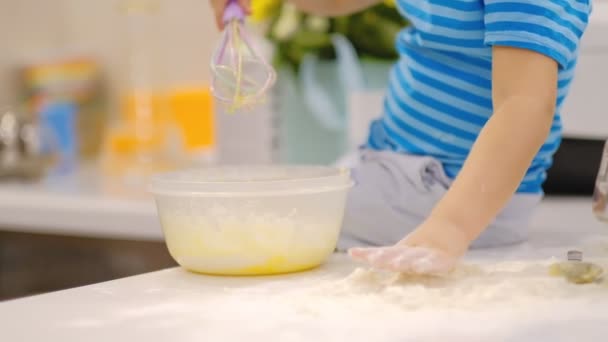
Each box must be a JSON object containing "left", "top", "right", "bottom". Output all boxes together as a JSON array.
[{"left": 222, "top": 0, "right": 245, "bottom": 24}]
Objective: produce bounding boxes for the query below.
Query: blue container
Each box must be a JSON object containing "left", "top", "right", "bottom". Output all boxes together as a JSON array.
[{"left": 40, "top": 102, "right": 77, "bottom": 173}]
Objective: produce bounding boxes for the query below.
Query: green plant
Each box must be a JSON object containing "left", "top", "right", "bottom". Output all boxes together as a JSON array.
[{"left": 251, "top": 1, "right": 408, "bottom": 70}]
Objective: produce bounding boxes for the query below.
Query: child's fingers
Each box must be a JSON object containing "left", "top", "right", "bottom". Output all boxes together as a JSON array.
[
  {"left": 210, "top": 0, "right": 225, "bottom": 30},
  {"left": 409, "top": 250, "right": 455, "bottom": 275},
  {"left": 238, "top": 0, "right": 251, "bottom": 14},
  {"left": 213, "top": 0, "right": 248, "bottom": 29},
  {"left": 348, "top": 247, "right": 371, "bottom": 259},
  {"left": 215, "top": 13, "right": 224, "bottom": 30},
  {"left": 349, "top": 246, "right": 422, "bottom": 271},
  {"left": 349, "top": 246, "right": 456, "bottom": 275},
  {"left": 348, "top": 247, "right": 388, "bottom": 263}
]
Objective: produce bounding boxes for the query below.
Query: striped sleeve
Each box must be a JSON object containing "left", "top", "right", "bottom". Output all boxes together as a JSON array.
[{"left": 483, "top": 0, "right": 591, "bottom": 68}]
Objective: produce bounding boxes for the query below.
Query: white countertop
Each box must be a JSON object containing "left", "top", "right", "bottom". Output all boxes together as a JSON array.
[
  {"left": 2, "top": 256, "right": 608, "bottom": 341},
  {"left": 1, "top": 204, "right": 608, "bottom": 341}
]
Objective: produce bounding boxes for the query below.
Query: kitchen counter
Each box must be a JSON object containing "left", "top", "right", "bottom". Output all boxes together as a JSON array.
[{"left": 1, "top": 201, "right": 608, "bottom": 341}]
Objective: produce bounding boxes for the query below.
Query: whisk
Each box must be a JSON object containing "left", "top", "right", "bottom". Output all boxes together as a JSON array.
[{"left": 210, "top": 0, "right": 276, "bottom": 111}]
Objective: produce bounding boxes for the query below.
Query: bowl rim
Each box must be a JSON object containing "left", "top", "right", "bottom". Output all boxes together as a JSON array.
[
  {"left": 149, "top": 182, "right": 355, "bottom": 197},
  {"left": 150, "top": 165, "right": 350, "bottom": 183},
  {"left": 148, "top": 165, "right": 354, "bottom": 196}
]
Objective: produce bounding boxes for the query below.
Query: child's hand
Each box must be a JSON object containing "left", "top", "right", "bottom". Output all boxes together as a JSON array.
[
  {"left": 209, "top": 0, "right": 251, "bottom": 30},
  {"left": 349, "top": 217, "right": 471, "bottom": 275}
]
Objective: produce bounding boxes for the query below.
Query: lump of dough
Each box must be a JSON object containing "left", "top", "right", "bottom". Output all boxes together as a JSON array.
[{"left": 549, "top": 261, "right": 604, "bottom": 284}]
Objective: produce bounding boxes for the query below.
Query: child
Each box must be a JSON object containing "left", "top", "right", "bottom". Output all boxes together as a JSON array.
[{"left": 210, "top": 0, "right": 592, "bottom": 274}]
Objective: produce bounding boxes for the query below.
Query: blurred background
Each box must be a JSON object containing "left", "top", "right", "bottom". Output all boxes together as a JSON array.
[{"left": 0, "top": 0, "right": 606, "bottom": 300}]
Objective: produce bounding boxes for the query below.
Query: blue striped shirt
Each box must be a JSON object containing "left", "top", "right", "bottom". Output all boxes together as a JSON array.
[{"left": 368, "top": 0, "right": 592, "bottom": 193}]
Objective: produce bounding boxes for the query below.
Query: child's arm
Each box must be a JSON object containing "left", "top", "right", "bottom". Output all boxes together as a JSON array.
[
  {"left": 210, "top": 0, "right": 383, "bottom": 29},
  {"left": 429, "top": 46, "right": 558, "bottom": 243},
  {"left": 288, "top": 0, "right": 384, "bottom": 16},
  {"left": 350, "top": 47, "right": 558, "bottom": 274},
  {"left": 386, "top": 46, "right": 558, "bottom": 265},
  {"left": 350, "top": 0, "right": 590, "bottom": 274}
]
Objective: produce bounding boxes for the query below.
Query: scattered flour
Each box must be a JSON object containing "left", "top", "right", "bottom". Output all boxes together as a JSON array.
[
  {"left": 86, "top": 257, "right": 608, "bottom": 342},
  {"left": 226, "top": 258, "right": 608, "bottom": 312},
  {"left": 177, "top": 258, "right": 608, "bottom": 341}
]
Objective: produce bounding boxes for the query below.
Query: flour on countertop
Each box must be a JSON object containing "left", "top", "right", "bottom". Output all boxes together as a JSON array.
[
  {"left": 226, "top": 258, "right": 608, "bottom": 313},
  {"left": 168, "top": 258, "right": 607, "bottom": 341},
  {"left": 82, "top": 256, "right": 608, "bottom": 342}
]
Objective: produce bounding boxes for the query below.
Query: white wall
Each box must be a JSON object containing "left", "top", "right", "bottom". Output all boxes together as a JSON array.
[
  {"left": 560, "top": 0, "right": 608, "bottom": 139},
  {"left": 0, "top": 0, "right": 274, "bottom": 163},
  {"left": 0, "top": 0, "right": 219, "bottom": 106},
  {"left": 62, "top": 0, "right": 219, "bottom": 97},
  {"left": 0, "top": 1, "right": 68, "bottom": 105}
]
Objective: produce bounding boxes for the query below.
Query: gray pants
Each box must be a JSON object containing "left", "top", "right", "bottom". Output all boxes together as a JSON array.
[{"left": 337, "top": 150, "right": 542, "bottom": 251}]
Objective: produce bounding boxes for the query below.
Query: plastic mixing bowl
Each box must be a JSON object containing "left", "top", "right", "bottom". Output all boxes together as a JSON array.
[{"left": 149, "top": 165, "right": 354, "bottom": 275}]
